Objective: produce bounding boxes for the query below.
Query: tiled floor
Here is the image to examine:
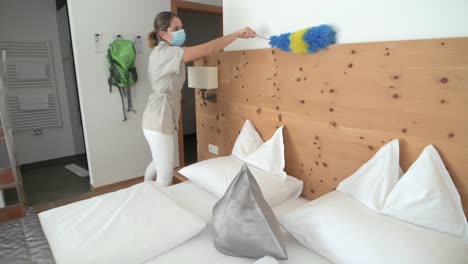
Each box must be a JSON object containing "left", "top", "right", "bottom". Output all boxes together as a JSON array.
[
  {"left": 21, "top": 154, "right": 91, "bottom": 207},
  {"left": 21, "top": 135, "right": 197, "bottom": 210},
  {"left": 33, "top": 176, "right": 144, "bottom": 213}
]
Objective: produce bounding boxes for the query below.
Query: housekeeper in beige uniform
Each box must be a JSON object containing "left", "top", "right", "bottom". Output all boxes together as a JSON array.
[{"left": 143, "top": 11, "right": 256, "bottom": 186}]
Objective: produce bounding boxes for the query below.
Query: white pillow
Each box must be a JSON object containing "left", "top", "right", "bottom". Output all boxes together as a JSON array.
[
  {"left": 382, "top": 145, "right": 468, "bottom": 240},
  {"left": 253, "top": 256, "right": 280, "bottom": 264},
  {"left": 242, "top": 126, "right": 287, "bottom": 180},
  {"left": 39, "top": 182, "right": 206, "bottom": 264},
  {"left": 336, "top": 139, "right": 400, "bottom": 211},
  {"left": 280, "top": 191, "right": 468, "bottom": 264},
  {"left": 178, "top": 156, "right": 303, "bottom": 206},
  {"left": 232, "top": 120, "right": 264, "bottom": 159}
]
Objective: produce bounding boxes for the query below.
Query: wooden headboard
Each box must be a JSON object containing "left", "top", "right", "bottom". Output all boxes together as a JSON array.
[{"left": 194, "top": 37, "right": 468, "bottom": 214}]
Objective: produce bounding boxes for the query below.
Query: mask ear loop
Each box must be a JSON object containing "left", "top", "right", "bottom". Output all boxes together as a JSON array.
[
  {"left": 163, "top": 30, "right": 177, "bottom": 40},
  {"left": 164, "top": 31, "right": 173, "bottom": 43}
]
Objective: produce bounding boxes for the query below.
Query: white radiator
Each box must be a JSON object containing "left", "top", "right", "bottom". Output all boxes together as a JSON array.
[{"left": 0, "top": 41, "right": 62, "bottom": 131}]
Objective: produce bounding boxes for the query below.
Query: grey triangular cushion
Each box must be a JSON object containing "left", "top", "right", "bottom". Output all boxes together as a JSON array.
[{"left": 212, "top": 164, "right": 288, "bottom": 260}]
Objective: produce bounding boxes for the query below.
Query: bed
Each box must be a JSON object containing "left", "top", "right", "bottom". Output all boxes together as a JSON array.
[
  {"left": 4, "top": 170, "right": 466, "bottom": 264},
  {"left": 0, "top": 180, "right": 330, "bottom": 264},
  {"left": 153, "top": 36, "right": 468, "bottom": 263},
  {"left": 2, "top": 37, "right": 467, "bottom": 264}
]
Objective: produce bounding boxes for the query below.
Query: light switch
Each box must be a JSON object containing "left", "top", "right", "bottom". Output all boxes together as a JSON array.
[
  {"left": 208, "top": 144, "right": 219, "bottom": 155},
  {"left": 113, "top": 34, "right": 123, "bottom": 41},
  {"left": 134, "top": 35, "right": 143, "bottom": 54},
  {"left": 93, "top": 33, "right": 105, "bottom": 53}
]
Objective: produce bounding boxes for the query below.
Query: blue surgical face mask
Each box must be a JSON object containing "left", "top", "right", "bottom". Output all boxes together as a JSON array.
[{"left": 169, "top": 29, "right": 186, "bottom": 46}]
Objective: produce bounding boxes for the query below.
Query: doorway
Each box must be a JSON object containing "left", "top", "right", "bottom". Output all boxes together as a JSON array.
[
  {"left": 172, "top": 1, "right": 223, "bottom": 166},
  {"left": 0, "top": 0, "right": 89, "bottom": 211}
]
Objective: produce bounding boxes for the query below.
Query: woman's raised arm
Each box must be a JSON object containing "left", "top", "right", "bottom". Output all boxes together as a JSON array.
[{"left": 182, "top": 27, "right": 256, "bottom": 63}]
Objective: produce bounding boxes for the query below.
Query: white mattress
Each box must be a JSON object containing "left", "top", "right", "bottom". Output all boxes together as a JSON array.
[{"left": 146, "top": 181, "right": 332, "bottom": 264}]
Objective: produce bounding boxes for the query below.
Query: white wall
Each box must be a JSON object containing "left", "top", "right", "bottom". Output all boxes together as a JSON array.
[
  {"left": 0, "top": 0, "right": 78, "bottom": 164},
  {"left": 224, "top": 0, "right": 468, "bottom": 51},
  {"left": 67, "top": 0, "right": 163, "bottom": 187}
]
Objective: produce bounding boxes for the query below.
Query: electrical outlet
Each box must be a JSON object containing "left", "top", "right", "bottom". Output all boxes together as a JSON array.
[{"left": 208, "top": 144, "right": 219, "bottom": 155}]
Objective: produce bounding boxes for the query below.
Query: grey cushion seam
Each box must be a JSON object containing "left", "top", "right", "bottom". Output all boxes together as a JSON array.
[
  {"left": 19, "top": 217, "right": 33, "bottom": 263},
  {"left": 249, "top": 172, "right": 286, "bottom": 255}
]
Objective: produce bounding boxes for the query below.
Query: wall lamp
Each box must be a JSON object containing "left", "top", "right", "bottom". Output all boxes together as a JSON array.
[{"left": 187, "top": 66, "right": 218, "bottom": 104}]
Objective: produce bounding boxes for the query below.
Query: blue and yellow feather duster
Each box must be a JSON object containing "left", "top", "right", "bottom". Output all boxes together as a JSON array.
[{"left": 263, "top": 25, "right": 336, "bottom": 54}]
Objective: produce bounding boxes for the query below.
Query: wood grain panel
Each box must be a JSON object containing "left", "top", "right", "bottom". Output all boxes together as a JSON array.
[
  {"left": 194, "top": 37, "right": 468, "bottom": 215},
  {"left": 0, "top": 204, "right": 23, "bottom": 223},
  {"left": 0, "top": 168, "right": 14, "bottom": 186}
]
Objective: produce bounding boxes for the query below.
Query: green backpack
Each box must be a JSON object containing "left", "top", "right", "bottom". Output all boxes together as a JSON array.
[{"left": 107, "top": 37, "right": 138, "bottom": 121}]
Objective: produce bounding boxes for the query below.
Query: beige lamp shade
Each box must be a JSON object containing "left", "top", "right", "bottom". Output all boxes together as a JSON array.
[{"left": 187, "top": 66, "right": 218, "bottom": 89}]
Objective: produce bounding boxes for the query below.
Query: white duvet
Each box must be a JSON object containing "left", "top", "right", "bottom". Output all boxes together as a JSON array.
[{"left": 39, "top": 182, "right": 207, "bottom": 264}]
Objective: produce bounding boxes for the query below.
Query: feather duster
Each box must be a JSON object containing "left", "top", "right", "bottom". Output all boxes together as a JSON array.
[{"left": 259, "top": 25, "right": 336, "bottom": 54}]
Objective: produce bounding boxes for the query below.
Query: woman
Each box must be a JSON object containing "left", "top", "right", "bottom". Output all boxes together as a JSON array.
[{"left": 143, "top": 11, "right": 256, "bottom": 186}]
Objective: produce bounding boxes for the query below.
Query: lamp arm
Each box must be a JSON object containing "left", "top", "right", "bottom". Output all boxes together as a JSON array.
[{"left": 199, "top": 88, "right": 217, "bottom": 105}]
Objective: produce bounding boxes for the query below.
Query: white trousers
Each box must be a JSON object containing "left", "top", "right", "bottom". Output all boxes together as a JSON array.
[{"left": 143, "top": 129, "right": 179, "bottom": 187}]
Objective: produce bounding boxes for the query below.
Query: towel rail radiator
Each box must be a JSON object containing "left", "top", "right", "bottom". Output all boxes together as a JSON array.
[{"left": 0, "top": 41, "right": 62, "bottom": 131}]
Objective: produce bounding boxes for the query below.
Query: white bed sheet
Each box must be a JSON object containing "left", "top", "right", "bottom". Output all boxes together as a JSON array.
[
  {"left": 39, "top": 181, "right": 207, "bottom": 264},
  {"left": 146, "top": 181, "right": 331, "bottom": 264}
]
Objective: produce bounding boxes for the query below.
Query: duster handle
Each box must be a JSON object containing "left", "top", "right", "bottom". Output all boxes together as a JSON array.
[{"left": 256, "top": 35, "right": 270, "bottom": 40}]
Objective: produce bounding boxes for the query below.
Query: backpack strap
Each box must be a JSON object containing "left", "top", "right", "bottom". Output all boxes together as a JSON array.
[
  {"left": 108, "top": 76, "right": 113, "bottom": 93},
  {"left": 125, "top": 71, "right": 136, "bottom": 113},
  {"left": 107, "top": 48, "right": 114, "bottom": 93},
  {"left": 117, "top": 86, "right": 127, "bottom": 121}
]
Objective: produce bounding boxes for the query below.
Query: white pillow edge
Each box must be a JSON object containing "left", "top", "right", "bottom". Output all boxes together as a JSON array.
[
  {"left": 242, "top": 126, "right": 287, "bottom": 180},
  {"left": 338, "top": 139, "right": 399, "bottom": 188},
  {"left": 382, "top": 145, "right": 468, "bottom": 240},
  {"left": 426, "top": 145, "right": 466, "bottom": 222},
  {"left": 231, "top": 119, "right": 264, "bottom": 160},
  {"left": 336, "top": 139, "right": 400, "bottom": 211}
]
